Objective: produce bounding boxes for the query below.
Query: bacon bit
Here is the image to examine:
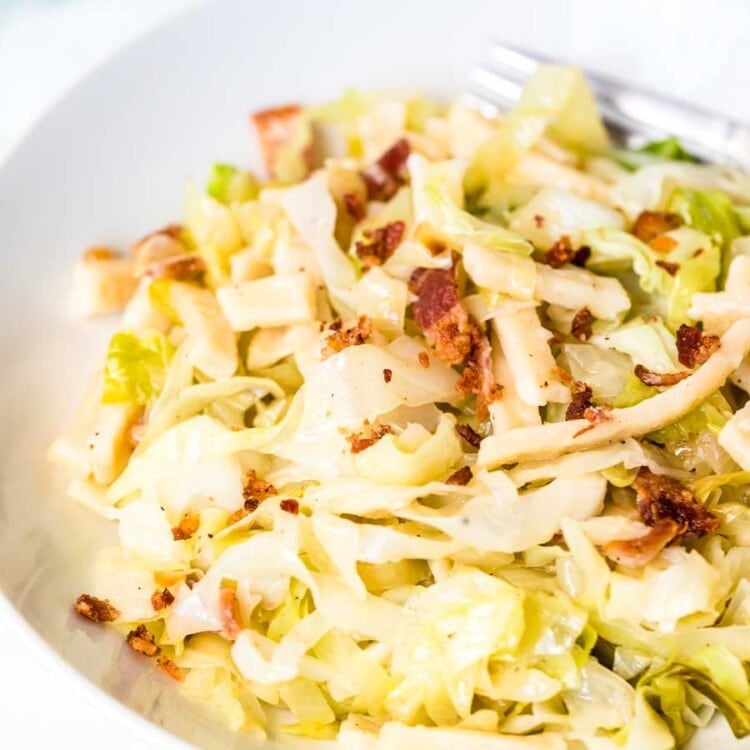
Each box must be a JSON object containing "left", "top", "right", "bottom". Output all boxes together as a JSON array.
[
  {"left": 251, "top": 104, "right": 314, "bottom": 180},
  {"left": 409, "top": 266, "right": 476, "bottom": 365},
  {"left": 541, "top": 236, "right": 575, "bottom": 268},
  {"left": 348, "top": 421, "right": 394, "bottom": 453},
  {"left": 565, "top": 381, "right": 594, "bottom": 421},
  {"left": 456, "top": 335, "right": 503, "bottom": 420},
  {"left": 633, "top": 467, "right": 719, "bottom": 537},
  {"left": 243, "top": 470, "right": 276, "bottom": 503},
  {"left": 634, "top": 364, "right": 690, "bottom": 387},
  {"left": 144, "top": 253, "right": 205, "bottom": 281},
  {"left": 280, "top": 499, "right": 300, "bottom": 515},
  {"left": 218, "top": 587, "right": 242, "bottom": 640},
  {"left": 151, "top": 589, "right": 175, "bottom": 612},
  {"left": 602, "top": 519, "right": 683, "bottom": 568},
  {"left": 446, "top": 466, "right": 473, "bottom": 486},
  {"left": 410, "top": 265, "right": 500, "bottom": 416},
  {"left": 126, "top": 625, "right": 159, "bottom": 657},
  {"left": 226, "top": 507, "right": 251, "bottom": 527},
  {"left": 323, "top": 315, "right": 373, "bottom": 357},
  {"left": 171, "top": 512, "right": 200, "bottom": 541},
  {"left": 650, "top": 235, "right": 679, "bottom": 253},
  {"left": 540, "top": 237, "right": 591, "bottom": 269},
  {"left": 383, "top": 368, "right": 393, "bottom": 383},
  {"left": 361, "top": 138, "right": 411, "bottom": 201},
  {"left": 571, "top": 307, "right": 594, "bottom": 341},
  {"left": 418, "top": 351, "right": 430, "bottom": 369},
  {"left": 632, "top": 211, "right": 683, "bottom": 244},
  {"left": 157, "top": 656, "right": 185, "bottom": 682},
  {"left": 74, "top": 594, "right": 120, "bottom": 623},
  {"left": 655, "top": 259, "right": 680, "bottom": 276},
  {"left": 355, "top": 221, "right": 405, "bottom": 268},
  {"left": 676, "top": 324, "right": 721, "bottom": 368},
  {"left": 534, "top": 214, "right": 545, "bottom": 228},
  {"left": 456, "top": 423, "right": 482, "bottom": 448},
  {"left": 343, "top": 192, "right": 366, "bottom": 221},
  {"left": 83, "top": 246, "right": 117, "bottom": 262}
]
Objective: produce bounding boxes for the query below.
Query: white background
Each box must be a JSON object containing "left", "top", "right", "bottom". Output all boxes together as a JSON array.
[{"left": 0, "top": 3, "right": 203, "bottom": 746}]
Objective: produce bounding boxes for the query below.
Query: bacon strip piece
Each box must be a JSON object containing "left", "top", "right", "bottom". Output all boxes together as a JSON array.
[
  {"left": 361, "top": 138, "right": 411, "bottom": 201},
  {"left": 632, "top": 467, "right": 719, "bottom": 537},
  {"left": 251, "top": 104, "right": 315, "bottom": 180},
  {"left": 602, "top": 467, "right": 718, "bottom": 568},
  {"left": 631, "top": 211, "right": 682, "bottom": 244},
  {"left": 409, "top": 266, "right": 476, "bottom": 366},
  {"left": 634, "top": 364, "right": 690, "bottom": 387},
  {"left": 74, "top": 594, "right": 120, "bottom": 623},
  {"left": 410, "top": 265, "right": 500, "bottom": 418},
  {"left": 602, "top": 519, "right": 683, "bottom": 568},
  {"left": 676, "top": 324, "right": 721, "bottom": 368},
  {"left": 355, "top": 221, "right": 405, "bottom": 268},
  {"left": 565, "top": 381, "right": 594, "bottom": 421}
]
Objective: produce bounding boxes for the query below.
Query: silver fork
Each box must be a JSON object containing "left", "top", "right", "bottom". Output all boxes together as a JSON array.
[{"left": 466, "top": 42, "right": 750, "bottom": 167}]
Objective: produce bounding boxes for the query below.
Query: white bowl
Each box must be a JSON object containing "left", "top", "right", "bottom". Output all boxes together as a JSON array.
[{"left": 1, "top": 0, "right": 749, "bottom": 747}]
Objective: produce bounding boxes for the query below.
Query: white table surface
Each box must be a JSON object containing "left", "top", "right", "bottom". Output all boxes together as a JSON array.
[{"left": 0, "top": 3, "right": 203, "bottom": 746}]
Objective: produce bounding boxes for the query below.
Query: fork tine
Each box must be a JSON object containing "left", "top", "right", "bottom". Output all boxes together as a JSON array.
[{"left": 467, "top": 66, "right": 523, "bottom": 111}]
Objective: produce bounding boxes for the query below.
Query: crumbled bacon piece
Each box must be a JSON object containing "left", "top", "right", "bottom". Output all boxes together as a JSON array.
[
  {"left": 323, "top": 315, "right": 373, "bottom": 357},
  {"left": 361, "top": 138, "right": 411, "bottom": 201},
  {"left": 280, "top": 499, "right": 300, "bottom": 515},
  {"left": 418, "top": 351, "right": 430, "bottom": 369},
  {"left": 348, "top": 422, "right": 394, "bottom": 453},
  {"left": 383, "top": 368, "right": 393, "bottom": 383},
  {"left": 632, "top": 467, "right": 719, "bottom": 537},
  {"left": 456, "top": 423, "right": 482, "bottom": 448},
  {"left": 151, "top": 589, "right": 175, "bottom": 611},
  {"left": 127, "top": 625, "right": 159, "bottom": 657},
  {"left": 632, "top": 211, "right": 683, "bottom": 244},
  {"left": 251, "top": 104, "right": 314, "bottom": 179},
  {"left": 571, "top": 307, "right": 593, "bottom": 341},
  {"left": 446, "top": 466, "right": 473, "bottom": 486},
  {"left": 243, "top": 470, "right": 276, "bottom": 503},
  {"left": 565, "top": 381, "right": 594, "bottom": 421},
  {"left": 74, "top": 594, "right": 120, "bottom": 623},
  {"left": 650, "top": 235, "right": 678, "bottom": 253},
  {"left": 634, "top": 364, "right": 690, "bottom": 387},
  {"left": 676, "top": 324, "right": 720, "bottom": 368},
  {"left": 540, "top": 237, "right": 591, "bottom": 269},
  {"left": 343, "top": 192, "right": 366, "bottom": 221},
  {"left": 171, "top": 512, "right": 200, "bottom": 541},
  {"left": 602, "top": 519, "right": 683, "bottom": 568},
  {"left": 409, "top": 266, "right": 476, "bottom": 365},
  {"left": 355, "top": 221, "right": 405, "bottom": 268},
  {"left": 455, "top": 335, "right": 503, "bottom": 419},
  {"left": 655, "top": 259, "right": 680, "bottom": 276},
  {"left": 157, "top": 656, "right": 185, "bottom": 682},
  {"left": 410, "top": 265, "right": 500, "bottom": 416},
  {"left": 144, "top": 253, "right": 205, "bottom": 281},
  {"left": 218, "top": 587, "right": 241, "bottom": 640},
  {"left": 541, "top": 236, "right": 575, "bottom": 268},
  {"left": 225, "top": 505, "right": 252, "bottom": 527}
]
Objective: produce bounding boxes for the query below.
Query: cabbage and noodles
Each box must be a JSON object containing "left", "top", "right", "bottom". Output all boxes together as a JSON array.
[{"left": 52, "top": 67, "right": 750, "bottom": 749}]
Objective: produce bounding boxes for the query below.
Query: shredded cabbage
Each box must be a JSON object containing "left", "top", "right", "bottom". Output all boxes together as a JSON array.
[{"left": 57, "top": 68, "right": 750, "bottom": 749}]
